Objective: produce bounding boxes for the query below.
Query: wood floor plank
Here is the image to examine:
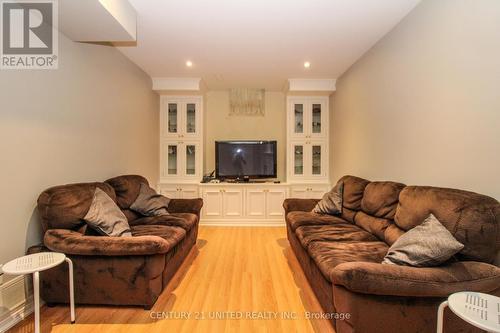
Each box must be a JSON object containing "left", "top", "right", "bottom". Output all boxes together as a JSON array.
[{"left": 8, "top": 226, "right": 335, "bottom": 333}]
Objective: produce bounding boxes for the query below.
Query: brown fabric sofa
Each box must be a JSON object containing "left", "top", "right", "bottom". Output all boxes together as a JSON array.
[
  {"left": 28, "top": 175, "right": 202, "bottom": 309},
  {"left": 284, "top": 175, "right": 500, "bottom": 333}
]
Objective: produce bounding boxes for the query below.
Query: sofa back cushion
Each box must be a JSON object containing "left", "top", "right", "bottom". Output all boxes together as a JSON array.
[
  {"left": 338, "top": 175, "right": 370, "bottom": 223},
  {"left": 37, "top": 182, "right": 116, "bottom": 233},
  {"left": 395, "top": 186, "right": 500, "bottom": 263},
  {"left": 105, "top": 175, "right": 149, "bottom": 210},
  {"left": 361, "top": 182, "right": 406, "bottom": 219},
  {"left": 340, "top": 179, "right": 407, "bottom": 245},
  {"left": 339, "top": 175, "right": 370, "bottom": 211}
]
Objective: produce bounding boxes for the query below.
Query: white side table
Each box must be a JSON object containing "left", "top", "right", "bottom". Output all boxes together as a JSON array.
[
  {"left": 2, "top": 252, "right": 75, "bottom": 333},
  {"left": 437, "top": 291, "right": 500, "bottom": 333}
]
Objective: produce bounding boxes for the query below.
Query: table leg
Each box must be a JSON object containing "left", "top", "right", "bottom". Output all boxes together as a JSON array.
[
  {"left": 33, "top": 271, "right": 40, "bottom": 333},
  {"left": 437, "top": 300, "right": 448, "bottom": 333},
  {"left": 65, "top": 258, "right": 75, "bottom": 323}
]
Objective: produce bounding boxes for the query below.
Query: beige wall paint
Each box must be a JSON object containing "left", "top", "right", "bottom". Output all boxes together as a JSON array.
[
  {"left": 0, "top": 33, "right": 159, "bottom": 265},
  {"left": 332, "top": 0, "right": 500, "bottom": 199},
  {"left": 204, "top": 91, "right": 286, "bottom": 181},
  {"left": 329, "top": 94, "right": 335, "bottom": 184}
]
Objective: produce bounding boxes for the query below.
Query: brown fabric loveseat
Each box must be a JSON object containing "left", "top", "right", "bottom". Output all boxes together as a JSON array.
[
  {"left": 28, "top": 175, "right": 202, "bottom": 309},
  {"left": 284, "top": 175, "right": 500, "bottom": 333}
]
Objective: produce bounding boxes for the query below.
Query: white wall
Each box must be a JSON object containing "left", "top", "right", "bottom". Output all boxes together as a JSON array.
[
  {"left": 204, "top": 91, "right": 286, "bottom": 181},
  {"left": 332, "top": 0, "right": 500, "bottom": 199},
  {"left": 0, "top": 33, "right": 159, "bottom": 265}
]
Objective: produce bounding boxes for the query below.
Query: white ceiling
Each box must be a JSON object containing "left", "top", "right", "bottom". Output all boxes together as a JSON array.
[{"left": 118, "top": 0, "right": 420, "bottom": 90}]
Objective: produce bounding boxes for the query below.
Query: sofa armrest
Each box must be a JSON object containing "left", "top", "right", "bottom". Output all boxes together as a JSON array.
[
  {"left": 331, "top": 261, "right": 500, "bottom": 297},
  {"left": 44, "top": 229, "right": 173, "bottom": 256},
  {"left": 283, "top": 198, "right": 319, "bottom": 214},
  {"left": 168, "top": 198, "right": 203, "bottom": 217}
]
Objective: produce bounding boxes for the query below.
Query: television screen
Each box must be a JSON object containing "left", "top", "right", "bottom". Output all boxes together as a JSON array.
[{"left": 216, "top": 141, "right": 277, "bottom": 179}]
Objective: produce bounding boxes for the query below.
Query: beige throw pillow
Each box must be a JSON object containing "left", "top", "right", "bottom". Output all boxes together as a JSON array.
[
  {"left": 383, "top": 214, "right": 464, "bottom": 267},
  {"left": 312, "top": 182, "right": 344, "bottom": 215},
  {"left": 130, "top": 183, "right": 171, "bottom": 217},
  {"left": 83, "top": 188, "right": 131, "bottom": 237}
]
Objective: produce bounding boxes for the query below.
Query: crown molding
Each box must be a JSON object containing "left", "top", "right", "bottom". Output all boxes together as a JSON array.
[
  {"left": 287, "top": 79, "right": 337, "bottom": 92},
  {"left": 152, "top": 77, "right": 203, "bottom": 92}
]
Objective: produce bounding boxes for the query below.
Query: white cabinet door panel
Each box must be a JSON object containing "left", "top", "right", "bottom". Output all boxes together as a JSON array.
[
  {"left": 159, "top": 186, "right": 181, "bottom": 199},
  {"left": 246, "top": 190, "right": 266, "bottom": 219},
  {"left": 202, "top": 189, "right": 223, "bottom": 218},
  {"left": 266, "top": 189, "right": 286, "bottom": 218},
  {"left": 290, "top": 187, "right": 308, "bottom": 199},
  {"left": 223, "top": 189, "right": 244, "bottom": 217}
]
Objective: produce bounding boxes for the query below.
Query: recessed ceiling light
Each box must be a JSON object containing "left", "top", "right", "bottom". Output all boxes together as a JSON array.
[
  {"left": 186, "top": 60, "right": 193, "bottom": 67},
  {"left": 304, "top": 61, "right": 311, "bottom": 68}
]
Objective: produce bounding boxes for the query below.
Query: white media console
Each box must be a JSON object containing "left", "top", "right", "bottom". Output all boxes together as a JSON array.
[{"left": 159, "top": 182, "right": 330, "bottom": 226}]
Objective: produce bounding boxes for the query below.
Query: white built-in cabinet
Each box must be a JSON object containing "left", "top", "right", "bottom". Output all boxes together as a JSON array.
[
  {"left": 287, "top": 96, "right": 330, "bottom": 184},
  {"left": 160, "top": 96, "right": 203, "bottom": 183},
  {"left": 199, "top": 184, "right": 288, "bottom": 226},
  {"left": 156, "top": 93, "right": 332, "bottom": 226}
]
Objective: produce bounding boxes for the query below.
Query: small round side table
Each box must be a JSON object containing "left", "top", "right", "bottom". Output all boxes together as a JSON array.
[
  {"left": 2, "top": 252, "right": 75, "bottom": 333},
  {"left": 437, "top": 291, "right": 500, "bottom": 333}
]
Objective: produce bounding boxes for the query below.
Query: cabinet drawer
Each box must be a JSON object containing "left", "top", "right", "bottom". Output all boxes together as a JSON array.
[{"left": 290, "top": 185, "right": 330, "bottom": 199}]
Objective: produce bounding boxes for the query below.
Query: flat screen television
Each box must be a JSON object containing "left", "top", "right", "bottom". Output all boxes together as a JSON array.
[{"left": 215, "top": 141, "right": 277, "bottom": 180}]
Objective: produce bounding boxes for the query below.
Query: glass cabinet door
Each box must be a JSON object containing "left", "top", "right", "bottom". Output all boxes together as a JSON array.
[
  {"left": 311, "top": 104, "right": 322, "bottom": 134},
  {"left": 311, "top": 145, "right": 321, "bottom": 175},
  {"left": 293, "top": 144, "right": 304, "bottom": 175},
  {"left": 309, "top": 100, "right": 326, "bottom": 137},
  {"left": 167, "top": 144, "right": 178, "bottom": 175},
  {"left": 293, "top": 103, "right": 304, "bottom": 136},
  {"left": 308, "top": 143, "right": 326, "bottom": 178},
  {"left": 167, "top": 103, "right": 178, "bottom": 135},
  {"left": 185, "top": 144, "right": 196, "bottom": 175},
  {"left": 186, "top": 103, "right": 196, "bottom": 134}
]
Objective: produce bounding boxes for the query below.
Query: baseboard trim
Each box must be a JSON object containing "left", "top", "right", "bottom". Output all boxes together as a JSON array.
[
  {"left": 0, "top": 295, "right": 34, "bottom": 333},
  {"left": 200, "top": 220, "right": 285, "bottom": 227}
]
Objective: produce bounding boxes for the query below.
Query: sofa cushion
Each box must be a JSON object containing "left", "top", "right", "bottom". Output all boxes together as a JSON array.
[
  {"left": 361, "top": 181, "right": 405, "bottom": 219},
  {"left": 37, "top": 182, "right": 116, "bottom": 232},
  {"left": 105, "top": 175, "right": 149, "bottom": 209},
  {"left": 286, "top": 211, "right": 347, "bottom": 231},
  {"left": 383, "top": 214, "right": 464, "bottom": 267},
  {"left": 131, "top": 225, "right": 186, "bottom": 248},
  {"left": 395, "top": 186, "right": 500, "bottom": 263},
  {"left": 332, "top": 261, "right": 500, "bottom": 297},
  {"left": 307, "top": 241, "right": 389, "bottom": 282},
  {"left": 83, "top": 188, "right": 131, "bottom": 237},
  {"left": 131, "top": 213, "right": 198, "bottom": 231},
  {"left": 354, "top": 211, "right": 391, "bottom": 241},
  {"left": 44, "top": 229, "right": 176, "bottom": 256},
  {"left": 312, "top": 182, "right": 344, "bottom": 215},
  {"left": 296, "top": 224, "right": 378, "bottom": 248},
  {"left": 384, "top": 224, "right": 406, "bottom": 246},
  {"left": 338, "top": 175, "right": 370, "bottom": 211},
  {"left": 130, "top": 183, "right": 171, "bottom": 217}
]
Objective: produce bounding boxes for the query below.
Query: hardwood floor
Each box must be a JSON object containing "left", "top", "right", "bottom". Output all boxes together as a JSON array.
[{"left": 8, "top": 227, "right": 335, "bottom": 333}]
